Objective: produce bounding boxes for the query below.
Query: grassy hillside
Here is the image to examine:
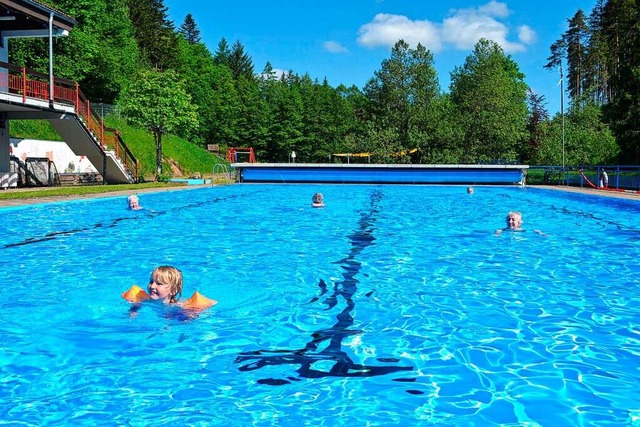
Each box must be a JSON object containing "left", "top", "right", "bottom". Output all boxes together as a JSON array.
[
  {"left": 9, "top": 118, "right": 227, "bottom": 180},
  {"left": 10, "top": 119, "right": 62, "bottom": 141}
]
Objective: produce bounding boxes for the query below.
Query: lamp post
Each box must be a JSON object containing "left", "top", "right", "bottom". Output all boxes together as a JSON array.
[
  {"left": 560, "top": 64, "right": 565, "bottom": 175},
  {"left": 49, "top": 12, "right": 54, "bottom": 108}
]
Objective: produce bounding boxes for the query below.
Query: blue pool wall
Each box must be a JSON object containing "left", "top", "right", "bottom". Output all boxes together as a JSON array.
[
  {"left": 231, "top": 163, "right": 528, "bottom": 185},
  {"left": 170, "top": 178, "right": 212, "bottom": 185}
]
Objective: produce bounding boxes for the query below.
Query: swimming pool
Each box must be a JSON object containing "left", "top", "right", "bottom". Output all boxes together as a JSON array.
[{"left": 1, "top": 185, "right": 639, "bottom": 426}]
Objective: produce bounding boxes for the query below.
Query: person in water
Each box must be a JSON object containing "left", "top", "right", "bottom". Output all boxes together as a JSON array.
[
  {"left": 494, "top": 211, "right": 523, "bottom": 236},
  {"left": 312, "top": 192, "right": 325, "bottom": 208},
  {"left": 128, "top": 195, "right": 142, "bottom": 210},
  {"left": 495, "top": 211, "right": 546, "bottom": 236},
  {"left": 122, "top": 265, "right": 217, "bottom": 310},
  {"left": 147, "top": 265, "right": 183, "bottom": 303}
]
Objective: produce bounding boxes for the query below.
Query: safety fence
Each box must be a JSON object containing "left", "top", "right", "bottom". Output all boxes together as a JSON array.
[
  {"left": 527, "top": 166, "right": 640, "bottom": 192},
  {"left": 92, "top": 103, "right": 121, "bottom": 119}
]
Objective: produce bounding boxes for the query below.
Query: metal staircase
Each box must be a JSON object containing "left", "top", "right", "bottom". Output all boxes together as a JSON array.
[
  {"left": 0, "top": 60, "right": 138, "bottom": 184},
  {"left": 48, "top": 115, "right": 135, "bottom": 184}
]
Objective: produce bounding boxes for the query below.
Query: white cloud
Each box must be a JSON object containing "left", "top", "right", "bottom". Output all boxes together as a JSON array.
[
  {"left": 442, "top": 8, "right": 524, "bottom": 53},
  {"left": 358, "top": 13, "right": 441, "bottom": 52},
  {"left": 357, "top": 1, "right": 536, "bottom": 54},
  {"left": 272, "top": 68, "right": 286, "bottom": 79},
  {"left": 260, "top": 68, "right": 286, "bottom": 80},
  {"left": 518, "top": 25, "right": 537, "bottom": 45},
  {"left": 477, "top": 0, "right": 510, "bottom": 18},
  {"left": 324, "top": 41, "right": 348, "bottom": 53}
]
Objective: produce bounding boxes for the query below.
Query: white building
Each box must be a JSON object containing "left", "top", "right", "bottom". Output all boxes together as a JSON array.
[{"left": 10, "top": 138, "right": 98, "bottom": 173}]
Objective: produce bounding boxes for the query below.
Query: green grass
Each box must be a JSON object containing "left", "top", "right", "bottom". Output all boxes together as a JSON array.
[
  {"left": 105, "top": 117, "right": 226, "bottom": 180},
  {"left": 0, "top": 182, "right": 187, "bottom": 200},
  {"left": 9, "top": 119, "right": 62, "bottom": 141}
]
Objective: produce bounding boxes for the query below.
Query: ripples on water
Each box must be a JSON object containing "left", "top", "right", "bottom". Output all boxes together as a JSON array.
[{"left": 1, "top": 185, "right": 639, "bottom": 426}]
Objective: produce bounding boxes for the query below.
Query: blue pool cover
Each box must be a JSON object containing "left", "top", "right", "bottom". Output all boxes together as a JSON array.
[{"left": 232, "top": 164, "right": 527, "bottom": 184}]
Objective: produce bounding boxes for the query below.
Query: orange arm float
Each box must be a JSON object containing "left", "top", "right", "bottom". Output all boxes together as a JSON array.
[
  {"left": 181, "top": 291, "right": 217, "bottom": 310},
  {"left": 122, "top": 284, "right": 151, "bottom": 303}
]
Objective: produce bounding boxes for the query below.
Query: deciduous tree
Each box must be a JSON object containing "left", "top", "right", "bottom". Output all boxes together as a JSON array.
[
  {"left": 119, "top": 69, "right": 198, "bottom": 177},
  {"left": 450, "top": 39, "right": 529, "bottom": 163},
  {"left": 363, "top": 40, "right": 440, "bottom": 162}
]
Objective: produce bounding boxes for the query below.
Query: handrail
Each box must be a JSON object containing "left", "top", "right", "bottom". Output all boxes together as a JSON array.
[
  {"left": 213, "top": 163, "right": 232, "bottom": 185},
  {"left": 0, "top": 60, "right": 137, "bottom": 182},
  {"left": 111, "top": 128, "right": 139, "bottom": 182},
  {"left": 226, "top": 147, "right": 256, "bottom": 163}
]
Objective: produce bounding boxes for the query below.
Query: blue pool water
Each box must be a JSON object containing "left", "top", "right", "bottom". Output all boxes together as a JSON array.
[{"left": 1, "top": 185, "right": 639, "bottom": 426}]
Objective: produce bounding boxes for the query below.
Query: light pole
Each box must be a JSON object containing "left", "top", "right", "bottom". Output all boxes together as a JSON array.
[{"left": 560, "top": 64, "right": 565, "bottom": 174}]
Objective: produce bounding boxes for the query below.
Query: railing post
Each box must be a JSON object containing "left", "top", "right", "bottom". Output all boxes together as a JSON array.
[
  {"left": 102, "top": 153, "right": 107, "bottom": 185},
  {"left": 579, "top": 168, "right": 584, "bottom": 187},
  {"left": 22, "top": 67, "right": 26, "bottom": 103},
  {"left": 75, "top": 82, "right": 79, "bottom": 113},
  {"left": 101, "top": 119, "right": 105, "bottom": 151},
  {"left": 50, "top": 75, "right": 55, "bottom": 108},
  {"left": 115, "top": 129, "right": 120, "bottom": 158}
]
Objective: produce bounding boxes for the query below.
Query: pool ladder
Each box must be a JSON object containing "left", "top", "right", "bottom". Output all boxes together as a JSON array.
[{"left": 212, "top": 163, "right": 233, "bottom": 185}]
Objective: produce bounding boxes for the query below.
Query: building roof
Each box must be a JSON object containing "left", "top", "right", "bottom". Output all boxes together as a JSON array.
[{"left": 0, "top": 0, "right": 76, "bottom": 33}]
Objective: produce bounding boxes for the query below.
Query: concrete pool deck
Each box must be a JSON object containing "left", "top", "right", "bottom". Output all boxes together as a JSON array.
[
  {"left": 538, "top": 185, "right": 640, "bottom": 200},
  {"left": 0, "top": 184, "right": 210, "bottom": 208},
  {"left": 0, "top": 184, "right": 639, "bottom": 208}
]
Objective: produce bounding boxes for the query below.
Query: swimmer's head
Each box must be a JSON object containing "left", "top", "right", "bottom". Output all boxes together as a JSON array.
[
  {"left": 128, "top": 195, "right": 141, "bottom": 210},
  {"left": 148, "top": 266, "right": 183, "bottom": 303},
  {"left": 505, "top": 211, "right": 523, "bottom": 229}
]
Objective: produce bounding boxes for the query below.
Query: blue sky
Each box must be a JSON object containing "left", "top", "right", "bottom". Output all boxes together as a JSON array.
[{"left": 164, "top": 0, "right": 597, "bottom": 116}]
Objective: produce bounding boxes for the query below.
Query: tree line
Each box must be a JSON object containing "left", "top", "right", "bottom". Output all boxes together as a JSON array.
[{"left": 8, "top": 0, "right": 637, "bottom": 171}]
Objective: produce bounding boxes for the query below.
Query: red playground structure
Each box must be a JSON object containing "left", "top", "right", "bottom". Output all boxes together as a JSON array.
[{"left": 226, "top": 147, "right": 256, "bottom": 163}]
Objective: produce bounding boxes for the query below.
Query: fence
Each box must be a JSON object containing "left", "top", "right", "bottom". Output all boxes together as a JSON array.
[
  {"left": 527, "top": 166, "right": 640, "bottom": 192},
  {"left": 92, "top": 103, "right": 121, "bottom": 119}
]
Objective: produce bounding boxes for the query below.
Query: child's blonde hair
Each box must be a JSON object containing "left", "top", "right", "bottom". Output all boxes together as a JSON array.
[{"left": 150, "top": 266, "right": 183, "bottom": 303}]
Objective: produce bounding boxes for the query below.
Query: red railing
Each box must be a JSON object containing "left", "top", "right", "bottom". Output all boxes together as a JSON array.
[
  {"left": 0, "top": 61, "right": 138, "bottom": 182},
  {"left": 226, "top": 147, "right": 256, "bottom": 163}
]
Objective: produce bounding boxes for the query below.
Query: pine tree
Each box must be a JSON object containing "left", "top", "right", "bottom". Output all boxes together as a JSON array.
[
  {"left": 584, "top": 0, "right": 610, "bottom": 105},
  {"left": 179, "top": 13, "right": 201, "bottom": 44},
  {"left": 601, "top": 0, "right": 640, "bottom": 162},
  {"left": 228, "top": 40, "right": 254, "bottom": 81},
  {"left": 213, "top": 38, "right": 231, "bottom": 66},
  {"left": 127, "top": 0, "right": 177, "bottom": 70},
  {"left": 565, "top": 10, "right": 590, "bottom": 107}
]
